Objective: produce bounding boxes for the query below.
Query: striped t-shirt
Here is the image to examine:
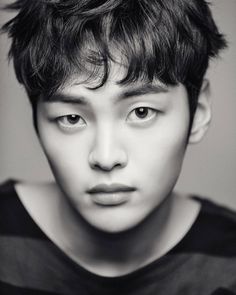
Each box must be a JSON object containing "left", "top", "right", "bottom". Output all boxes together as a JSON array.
[{"left": 0, "top": 180, "right": 236, "bottom": 295}]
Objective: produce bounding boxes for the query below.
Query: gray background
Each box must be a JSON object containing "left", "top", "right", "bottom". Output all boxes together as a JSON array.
[{"left": 0, "top": 1, "right": 235, "bottom": 208}]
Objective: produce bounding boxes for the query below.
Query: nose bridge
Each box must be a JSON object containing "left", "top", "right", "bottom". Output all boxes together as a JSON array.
[
  {"left": 89, "top": 122, "right": 127, "bottom": 170},
  {"left": 95, "top": 122, "right": 114, "bottom": 158}
]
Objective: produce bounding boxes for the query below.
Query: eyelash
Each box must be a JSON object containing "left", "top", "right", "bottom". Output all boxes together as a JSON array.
[{"left": 55, "top": 107, "right": 158, "bottom": 131}]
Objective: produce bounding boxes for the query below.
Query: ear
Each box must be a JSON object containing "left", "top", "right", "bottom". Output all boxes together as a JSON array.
[{"left": 189, "top": 79, "right": 212, "bottom": 144}]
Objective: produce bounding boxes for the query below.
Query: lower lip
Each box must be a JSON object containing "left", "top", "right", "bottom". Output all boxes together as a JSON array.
[{"left": 89, "top": 192, "right": 132, "bottom": 206}]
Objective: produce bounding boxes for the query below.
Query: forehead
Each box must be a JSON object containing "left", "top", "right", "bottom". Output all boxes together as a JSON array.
[
  {"left": 68, "top": 61, "right": 138, "bottom": 87},
  {"left": 55, "top": 62, "right": 169, "bottom": 99}
]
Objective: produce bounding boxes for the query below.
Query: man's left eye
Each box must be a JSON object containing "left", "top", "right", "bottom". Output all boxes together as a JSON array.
[
  {"left": 127, "top": 107, "right": 158, "bottom": 122},
  {"left": 56, "top": 114, "right": 86, "bottom": 129}
]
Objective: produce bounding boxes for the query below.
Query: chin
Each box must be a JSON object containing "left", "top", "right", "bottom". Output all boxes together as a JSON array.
[
  {"left": 81, "top": 208, "right": 149, "bottom": 234},
  {"left": 90, "top": 222, "right": 137, "bottom": 234}
]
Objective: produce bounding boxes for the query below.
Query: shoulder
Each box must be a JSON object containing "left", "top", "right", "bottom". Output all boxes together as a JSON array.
[
  {"left": 0, "top": 179, "right": 22, "bottom": 223},
  {"left": 184, "top": 196, "right": 236, "bottom": 248},
  {"left": 0, "top": 181, "right": 62, "bottom": 294},
  {"left": 170, "top": 196, "right": 236, "bottom": 290},
  {"left": 0, "top": 179, "right": 17, "bottom": 199},
  {"left": 174, "top": 195, "right": 236, "bottom": 257},
  {"left": 194, "top": 196, "right": 236, "bottom": 234},
  {"left": 196, "top": 196, "right": 236, "bottom": 217},
  {"left": 0, "top": 179, "right": 54, "bottom": 238},
  {"left": 174, "top": 195, "right": 236, "bottom": 255}
]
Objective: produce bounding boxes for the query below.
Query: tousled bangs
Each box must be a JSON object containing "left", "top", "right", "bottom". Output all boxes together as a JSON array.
[{"left": 2, "top": 0, "right": 227, "bottom": 112}]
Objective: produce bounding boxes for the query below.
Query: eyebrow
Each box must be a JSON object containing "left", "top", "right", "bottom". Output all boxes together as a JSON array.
[
  {"left": 118, "top": 84, "right": 168, "bottom": 101},
  {"left": 44, "top": 83, "right": 168, "bottom": 104},
  {"left": 44, "top": 93, "right": 88, "bottom": 105}
]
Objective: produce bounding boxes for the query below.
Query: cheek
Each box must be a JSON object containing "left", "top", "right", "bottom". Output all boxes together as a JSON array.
[
  {"left": 38, "top": 127, "right": 89, "bottom": 182},
  {"left": 133, "top": 122, "right": 187, "bottom": 163},
  {"left": 129, "top": 115, "right": 189, "bottom": 188},
  {"left": 136, "top": 136, "right": 186, "bottom": 184}
]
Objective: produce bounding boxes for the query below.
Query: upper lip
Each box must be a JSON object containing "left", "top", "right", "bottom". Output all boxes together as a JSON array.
[{"left": 87, "top": 183, "right": 136, "bottom": 194}]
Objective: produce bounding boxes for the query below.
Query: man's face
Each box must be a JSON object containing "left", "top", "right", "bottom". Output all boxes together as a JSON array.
[{"left": 37, "top": 65, "right": 190, "bottom": 233}]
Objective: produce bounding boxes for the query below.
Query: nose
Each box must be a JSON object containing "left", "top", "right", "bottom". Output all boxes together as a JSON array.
[{"left": 88, "top": 125, "right": 128, "bottom": 172}]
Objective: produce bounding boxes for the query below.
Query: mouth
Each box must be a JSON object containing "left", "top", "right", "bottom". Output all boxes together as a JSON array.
[{"left": 86, "top": 184, "right": 136, "bottom": 206}]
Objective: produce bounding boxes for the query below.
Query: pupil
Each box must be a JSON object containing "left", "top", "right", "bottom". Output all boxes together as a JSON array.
[
  {"left": 135, "top": 107, "right": 148, "bottom": 119},
  {"left": 68, "top": 115, "right": 80, "bottom": 124}
]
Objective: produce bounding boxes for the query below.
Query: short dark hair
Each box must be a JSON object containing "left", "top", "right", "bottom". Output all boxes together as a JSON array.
[{"left": 2, "top": 0, "right": 227, "bottom": 126}]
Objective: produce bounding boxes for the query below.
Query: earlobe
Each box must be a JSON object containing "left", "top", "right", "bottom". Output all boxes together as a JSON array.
[{"left": 189, "top": 79, "right": 212, "bottom": 144}]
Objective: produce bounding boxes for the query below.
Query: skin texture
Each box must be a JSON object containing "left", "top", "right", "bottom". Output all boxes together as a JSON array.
[{"left": 36, "top": 64, "right": 192, "bottom": 233}]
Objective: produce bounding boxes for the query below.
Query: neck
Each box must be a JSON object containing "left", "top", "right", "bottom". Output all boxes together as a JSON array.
[
  {"left": 72, "top": 194, "right": 172, "bottom": 258},
  {"left": 58, "top": 191, "right": 199, "bottom": 276}
]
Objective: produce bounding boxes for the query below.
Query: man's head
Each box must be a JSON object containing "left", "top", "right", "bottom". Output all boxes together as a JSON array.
[{"left": 2, "top": 0, "right": 227, "bottom": 232}]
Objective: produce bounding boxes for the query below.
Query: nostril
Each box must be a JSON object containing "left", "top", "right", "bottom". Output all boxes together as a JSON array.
[{"left": 91, "top": 161, "right": 123, "bottom": 172}]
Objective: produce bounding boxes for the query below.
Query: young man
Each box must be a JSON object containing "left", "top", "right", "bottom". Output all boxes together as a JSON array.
[{"left": 0, "top": 0, "right": 236, "bottom": 294}]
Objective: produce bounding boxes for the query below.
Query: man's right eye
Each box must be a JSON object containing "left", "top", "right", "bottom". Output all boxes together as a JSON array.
[{"left": 56, "top": 114, "right": 86, "bottom": 130}]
